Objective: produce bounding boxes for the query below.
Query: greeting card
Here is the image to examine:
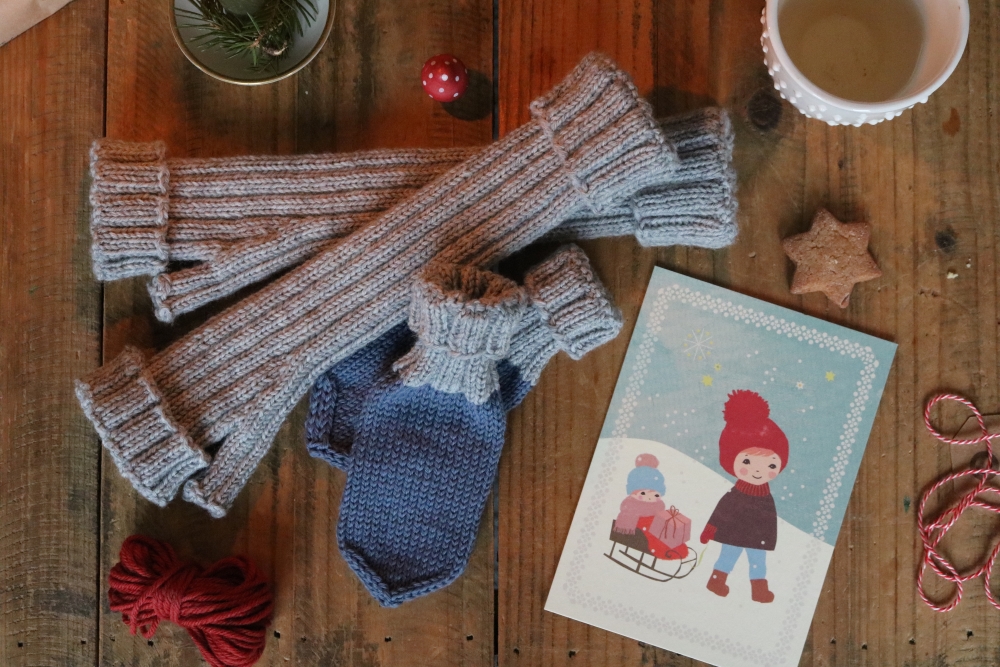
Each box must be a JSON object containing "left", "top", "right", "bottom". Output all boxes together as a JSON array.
[{"left": 545, "top": 268, "right": 896, "bottom": 667}]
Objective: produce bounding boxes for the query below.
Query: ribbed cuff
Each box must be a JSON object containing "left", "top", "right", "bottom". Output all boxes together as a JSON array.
[
  {"left": 631, "top": 178, "right": 738, "bottom": 249},
  {"left": 528, "top": 53, "right": 679, "bottom": 214},
  {"left": 394, "top": 264, "right": 526, "bottom": 405},
  {"left": 74, "top": 347, "right": 208, "bottom": 506},
  {"left": 523, "top": 245, "right": 623, "bottom": 360},
  {"left": 89, "top": 140, "right": 171, "bottom": 281}
]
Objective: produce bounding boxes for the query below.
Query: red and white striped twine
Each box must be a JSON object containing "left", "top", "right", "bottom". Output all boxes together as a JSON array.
[{"left": 918, "top": 393, "right": 1000, "bottom": 612}]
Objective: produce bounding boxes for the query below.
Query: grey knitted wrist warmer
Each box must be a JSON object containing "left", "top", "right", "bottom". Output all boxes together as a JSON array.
[
  {"left": 394, "top": 264, "right": 526, "bottom": 405},
  {"left": 76, "top": 53, "right": 678, "bottom": 517},
  {"left": 88, "top": 108, "right": 734, "bottom": 322},
  {"left": 508, "top": 245, "right": 622, "bottom": 384}
]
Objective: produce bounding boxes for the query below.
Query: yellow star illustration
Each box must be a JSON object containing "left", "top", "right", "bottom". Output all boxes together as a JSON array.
[
  {"left": 825, "top": 372, "right": 836, "bottom": 382},
  {"left": 702, "top": 375, "right": 713, "bottom": 386},
  {"left": 714, "top": 363, "right": 722, "bottom": 371}
]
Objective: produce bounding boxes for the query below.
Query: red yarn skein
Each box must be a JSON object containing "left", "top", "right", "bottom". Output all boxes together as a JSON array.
[{"left": 108, "top": 535, "right": 274, "bottom": 667}]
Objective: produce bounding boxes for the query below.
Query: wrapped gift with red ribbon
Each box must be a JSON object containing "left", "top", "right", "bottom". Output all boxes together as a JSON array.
[
  {"left": 634, "top": 506, "right": 692, "bottom": 560},
  {"left": 651, "top": 506, "right": 691, "bottom": 550}
]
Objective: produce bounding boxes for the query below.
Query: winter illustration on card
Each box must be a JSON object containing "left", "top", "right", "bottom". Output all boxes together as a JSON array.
[{"left": 547, "top": 268, "right": 896, "bottom": 667}]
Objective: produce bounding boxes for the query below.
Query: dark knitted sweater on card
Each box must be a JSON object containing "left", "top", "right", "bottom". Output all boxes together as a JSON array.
[{"left": 706, "top": 480, "right": 778, "bottom": 551}]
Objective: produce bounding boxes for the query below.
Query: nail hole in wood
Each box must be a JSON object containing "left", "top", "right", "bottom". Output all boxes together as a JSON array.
[
  {"left": 466, "top": 635, "right": 474, "bottom": 641},
  {"left": 147, "top": 641, "right": 154, "bottom": 647},
  {"left": 17, "top": 642, "right": 23, "bottom": 648},
  {"left": 81, "top": 640, "right": 87, "bottom": 645},
  {"left": 300, "top": 636, "right": 307, "bottom": 643},
  {"left": 861, "top": 643, "right": 868, "bottom": 650},
  {"left": 384, "top": 637, "right": 392, "bottom": 643},
  {"left": 273, "top": 631, "right": 280, "bottom": 639},
  {"left": 513, "top": 647, "right": 520, "bottom": 654},
  {"left": 909, "top": 638, "right": 916, "bottom": 645},
  {"left": 830, "top": 638, "right": 836, "bottom": 645},
  {"left": 935, "top": 229, "right": 957, "bottom": 253},
  {"left": 569, "top": 650, "right": 577, "bottom": 658},
  {"left": 967, "top": 630, "right": 974, "bottom": 638}
]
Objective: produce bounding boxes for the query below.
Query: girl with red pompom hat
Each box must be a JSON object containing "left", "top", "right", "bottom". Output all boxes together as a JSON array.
[{"left": 700, "top": 390, "right": 789, "bottom": 603}]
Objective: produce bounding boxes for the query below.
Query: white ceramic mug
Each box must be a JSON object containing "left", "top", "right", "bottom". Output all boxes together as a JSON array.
[{"left": 761, "top": 0, "right": 969, "bottom": 126}]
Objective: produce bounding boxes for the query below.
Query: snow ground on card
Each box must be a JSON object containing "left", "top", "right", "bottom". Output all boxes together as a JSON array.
[{"left": 546, "top": 438, "right": 834, "bottom": 667}]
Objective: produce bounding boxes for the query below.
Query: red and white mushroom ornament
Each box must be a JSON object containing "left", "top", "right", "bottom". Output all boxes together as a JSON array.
[{"left": 421, "top": 55, "right": 469, "bottom": 102}]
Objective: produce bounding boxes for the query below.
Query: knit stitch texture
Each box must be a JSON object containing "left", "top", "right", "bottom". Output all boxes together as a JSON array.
[
  {"left": 88, "top": 108, "right": 735, "bottom": 322},
  {"left": 76, "top": 53, "right": 677, "bottom": 516}
]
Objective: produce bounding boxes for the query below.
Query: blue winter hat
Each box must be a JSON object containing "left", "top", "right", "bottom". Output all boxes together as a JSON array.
[{"left": 626, "top": 453, "right": 665, "bottom": 495}]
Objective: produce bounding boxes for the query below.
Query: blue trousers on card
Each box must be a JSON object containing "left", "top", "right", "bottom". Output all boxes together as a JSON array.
[{"left": 714, "top": 544, "right": 767, "bottom": 580}]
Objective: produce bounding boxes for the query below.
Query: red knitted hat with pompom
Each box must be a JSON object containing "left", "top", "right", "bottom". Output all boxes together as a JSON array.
[{"left": 718, "top": 390, "right": 789, "bottom": 475}]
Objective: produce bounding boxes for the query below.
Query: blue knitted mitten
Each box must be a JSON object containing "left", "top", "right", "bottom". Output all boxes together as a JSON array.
[
  {"left": 337, "top": 264, "right": 526, "bottom": 606},
  {"left": 338, "top": 248, "right": 622, "bottom": 606}
]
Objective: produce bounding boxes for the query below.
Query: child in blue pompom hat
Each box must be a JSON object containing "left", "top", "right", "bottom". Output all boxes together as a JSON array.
[{"left": 613, "top": 454, "right": 666, "bottom": 535}]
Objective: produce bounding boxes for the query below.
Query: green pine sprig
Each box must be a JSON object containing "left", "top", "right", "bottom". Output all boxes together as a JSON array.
[{"left": 177, "top": 0, "right": 319, "bottom": 71}]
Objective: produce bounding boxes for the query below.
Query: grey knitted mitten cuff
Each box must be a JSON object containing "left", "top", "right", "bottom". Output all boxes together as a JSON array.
[
  {"left": 73, "top": 346, "right": 208, "bottom": 505},
  {"left": 394, "top": 264, "right": 526, "bottom": 404},
  {"left": 89, "top": 142, "right": 171, "bottom": 281},
  {"left": 509, "top": 245, "right": 623, "bottom": 384}
]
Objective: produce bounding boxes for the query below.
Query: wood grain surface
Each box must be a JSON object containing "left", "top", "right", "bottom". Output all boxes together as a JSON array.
[
  {"left": 0, "top": 1, "right": 106, "bottom": 666},
  {"left": 0, "top": 0, "right": 999, "bottom": 665}
]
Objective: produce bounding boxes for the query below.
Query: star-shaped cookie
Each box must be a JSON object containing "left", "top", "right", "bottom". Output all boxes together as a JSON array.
[{"left": 782, "top": 209, "right": 881, "bottom": 308}]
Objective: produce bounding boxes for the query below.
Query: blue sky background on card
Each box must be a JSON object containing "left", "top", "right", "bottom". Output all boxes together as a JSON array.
[{"left": 599, "top": 269, "right": 896, "bottom": 544}]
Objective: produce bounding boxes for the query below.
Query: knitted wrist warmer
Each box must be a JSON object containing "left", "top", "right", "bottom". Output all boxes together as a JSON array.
[
  {"left": 393, "top": 264, "right": 526, "bottom": 405},
  {"left": 88, "top": 108, "right": 733, "bottom": 321},
  {"left": 76, "top": 53, "right": 678, "bottom": 517}
]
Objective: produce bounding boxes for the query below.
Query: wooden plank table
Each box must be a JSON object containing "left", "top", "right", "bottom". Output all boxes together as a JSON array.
[{"left": 1, "top": 0, "right": 998, "bottom": 665}]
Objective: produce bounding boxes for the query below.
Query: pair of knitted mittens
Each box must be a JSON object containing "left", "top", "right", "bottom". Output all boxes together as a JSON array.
[{"left": 327, "top": 245, "right": 620, "bottom": 606}]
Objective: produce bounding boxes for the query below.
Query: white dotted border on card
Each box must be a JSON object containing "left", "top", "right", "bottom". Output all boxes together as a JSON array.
[{"left": 562, "top": 283, "right": 884, "bottom": 666}]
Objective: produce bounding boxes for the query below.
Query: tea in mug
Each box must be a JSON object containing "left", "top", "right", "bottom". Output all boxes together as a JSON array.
[{"left": 779, "top": 0, "right": 925, "bottom": 103}]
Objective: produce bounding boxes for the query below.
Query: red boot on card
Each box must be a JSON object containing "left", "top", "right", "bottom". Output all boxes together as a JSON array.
[{"left": 751, "top": 578, "right": 775, "bottom": 603}]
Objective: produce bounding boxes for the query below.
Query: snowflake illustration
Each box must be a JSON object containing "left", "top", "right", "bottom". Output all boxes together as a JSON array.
[
  {"left": 682, "top": 329, "right": 714, "bottom": 360},
  {"left": 796, "top": 381, "right": 804, "bottom": 389}
]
